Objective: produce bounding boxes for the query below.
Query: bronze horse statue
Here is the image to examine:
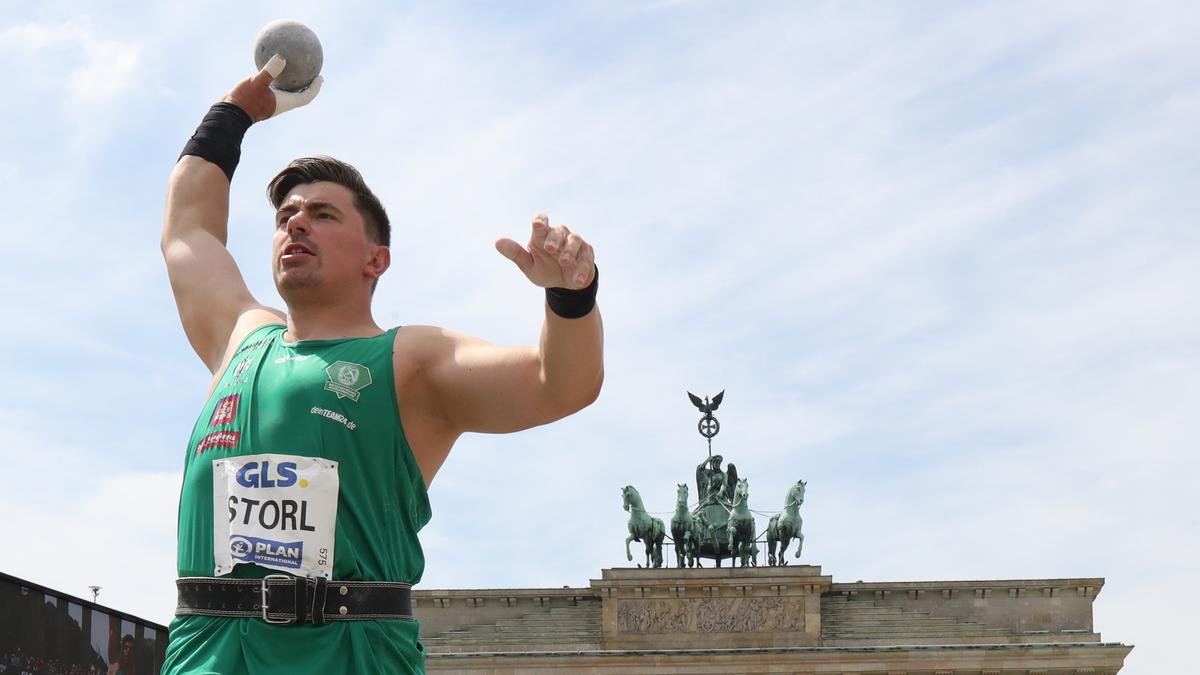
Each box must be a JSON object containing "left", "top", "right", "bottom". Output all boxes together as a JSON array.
[
  {"left": 670, "top": 483, "right": 708, "bottom": 568},
  {"left": 766, "top": 479, "right": 805, "bottom": 565},
  {"left": 622, "top": 485, "right": 665, "bottom": 568},
  {"left": 725, "top": 478, "right": 757, "bottom": 567}
]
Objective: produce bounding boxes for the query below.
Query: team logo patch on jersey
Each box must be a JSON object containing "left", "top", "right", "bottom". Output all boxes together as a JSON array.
[
  {"left": 210, "top": 394, "right": 239, "bottom": 426},
  {"left": 324, "top": 361, "right": 372, "bottom": 401},
  {"left": 196, "top": 430, "right": 240, "bottom": 455},
  {"left": 225, "top": 355, "right": 253, "bottom": 388}
]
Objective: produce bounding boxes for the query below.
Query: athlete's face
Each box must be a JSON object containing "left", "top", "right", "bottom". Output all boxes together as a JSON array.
[{"left": 271, "top": 181, "right": 389, "bottom": 299}]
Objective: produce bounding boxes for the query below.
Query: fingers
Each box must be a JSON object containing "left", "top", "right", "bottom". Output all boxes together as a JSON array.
[
  {"left": 508, "top": 213, "right": 596, "bottom": 288},
  {"left": 272, "top": 75, "right": 324, "bottom": 117},
  {"left": 495, "top": 237, "right": 534, "bottom": 273},
  {"left": 529, "top": 213, "right": 550, "bottom": 252},
  {"left": 571, "top": 242, "right": 596, "bottom": 286},
  {"left": 548, "top": 228, "right": 594, "bottom": 286},
  {"left": 252, "top": 54, "right": 286, "bottom": 87},
  {"left": 225, "top": 55, "right": 300, "bottom": 123},
  {"left": 558, "top": 232, "right": 592, "bottom": 283},
  {"left": 543, "top": 224, "right": 570, "bottom": 256},
  {"left": 558, "top": 232, "right": 582, "bottom": 266},
  {"left": 528, "top": 213, "right": 597, "bottom": 287}
]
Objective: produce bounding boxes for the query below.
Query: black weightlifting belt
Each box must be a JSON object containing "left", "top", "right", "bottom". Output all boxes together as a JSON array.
[{"left": 176, "top": 575, "right": 413, "bottom": 625}]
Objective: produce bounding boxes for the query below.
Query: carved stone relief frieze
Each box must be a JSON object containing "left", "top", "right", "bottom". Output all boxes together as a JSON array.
[{"left": 617, "top": 597, "right": 805, "bottom": 634}]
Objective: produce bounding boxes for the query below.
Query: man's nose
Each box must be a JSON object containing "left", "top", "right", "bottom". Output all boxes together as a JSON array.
[{"left": 285, "top": 212, "right": 311, "bottom": 235}]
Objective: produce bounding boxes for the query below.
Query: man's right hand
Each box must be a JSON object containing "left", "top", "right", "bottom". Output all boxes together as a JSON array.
[{"left": 222, "top": 54, "right": 323, "bottom": 123}]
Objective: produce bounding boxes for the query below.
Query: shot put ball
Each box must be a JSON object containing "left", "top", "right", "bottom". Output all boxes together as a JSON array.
[{"left": 253, "top": 19, "right": 323, "bottom": 92}]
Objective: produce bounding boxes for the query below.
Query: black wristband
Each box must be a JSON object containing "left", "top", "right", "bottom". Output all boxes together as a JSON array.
[
  {"left": 179, "top": 102, "right": 253, "bottom": 181},
  {"left": 546, "top": 266, "right": 599, "bottom": 319}
]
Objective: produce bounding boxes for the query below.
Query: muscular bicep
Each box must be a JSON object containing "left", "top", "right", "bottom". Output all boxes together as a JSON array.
[
  {"left": 162, "top": 232, "right": 275, "bottom": 372},
  {"left": 443, "top": 338, "right": 554, "bottom": 433},
  {"left": 409, "top": 329, "right": 562, "bottom": 434}
]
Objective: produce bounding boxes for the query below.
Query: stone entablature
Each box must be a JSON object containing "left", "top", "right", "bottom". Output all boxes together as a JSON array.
[
  {"left": 594, "top": 565, "right": 831, "bottom": 649},
  {"left": 413, "top": 567, "right": 1132, "bottom": 673}
]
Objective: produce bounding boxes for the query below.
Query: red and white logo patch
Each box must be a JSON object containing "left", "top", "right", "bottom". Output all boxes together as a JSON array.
[
  {"left": 196, "top": 430, "right": 240, "bottom": 455},
  {"left": 210, "top": 394, "right": 239, "bottom": 426}
]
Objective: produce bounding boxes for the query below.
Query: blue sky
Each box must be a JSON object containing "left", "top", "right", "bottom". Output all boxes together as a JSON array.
[{"left": 1, "top": 2, "right": 1196, "bottom": 672}]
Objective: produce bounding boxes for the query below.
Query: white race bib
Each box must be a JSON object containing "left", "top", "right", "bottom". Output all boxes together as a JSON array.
[{"left": 212, "top": 454, "right": 339, "bottom": 578}]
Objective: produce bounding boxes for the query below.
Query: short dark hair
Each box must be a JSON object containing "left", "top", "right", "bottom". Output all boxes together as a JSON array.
[{"left": 267, "top": 156, "right": 390, "bottom": 247}]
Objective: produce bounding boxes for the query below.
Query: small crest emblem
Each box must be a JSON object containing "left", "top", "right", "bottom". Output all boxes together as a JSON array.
[{"left": 324, "top": 361, "right": 372, "bottom": 401}]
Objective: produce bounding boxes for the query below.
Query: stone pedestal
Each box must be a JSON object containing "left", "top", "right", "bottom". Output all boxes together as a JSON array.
[{"left": 591, "top": 565, "right": 831, "bottom": 649}]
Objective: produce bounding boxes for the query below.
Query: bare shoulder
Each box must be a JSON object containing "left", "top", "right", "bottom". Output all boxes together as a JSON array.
[
  {"left": 393, "top": 324, "right": 452, "bottom": 347},
  {"left": 204, "top": 306, "right": 286, "bottom": 391},
  {"left": 392, "top": 325, "right": 484, "bottom": 368},
  {"left": 393, "top": 324, "right": 480, "bottom": 345},
  {"left": 229, "top": 306, "right": 287, "bottom": 345}
]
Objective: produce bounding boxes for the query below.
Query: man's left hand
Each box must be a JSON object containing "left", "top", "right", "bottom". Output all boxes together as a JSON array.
[
  {"left": 223, "top": 54, "right": 324, "bottom": 122},
  {"left": 495, "top": 214, "right": 596, "bottom": 289}
]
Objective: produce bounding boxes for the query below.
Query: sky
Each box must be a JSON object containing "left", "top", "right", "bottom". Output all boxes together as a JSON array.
[{"left": 1, "top": 1, "right": 1196, "bottom": 672}]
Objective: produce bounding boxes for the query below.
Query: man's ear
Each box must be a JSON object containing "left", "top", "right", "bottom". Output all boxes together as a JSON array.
[{"left": 366, "top": 245, "right": 391, "bottom": 281}]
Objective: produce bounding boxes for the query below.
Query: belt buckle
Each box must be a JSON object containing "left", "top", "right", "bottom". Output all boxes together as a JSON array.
[{"left": 260, "top": 574, "right": 295, "bottom": 624}]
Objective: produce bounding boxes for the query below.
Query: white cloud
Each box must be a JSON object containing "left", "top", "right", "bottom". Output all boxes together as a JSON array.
[{"left": 1, "top": 19, "right": 145, "bottom": 147}]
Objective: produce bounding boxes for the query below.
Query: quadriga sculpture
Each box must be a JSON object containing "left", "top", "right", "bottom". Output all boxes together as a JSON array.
[
  {"left": 766, "top": 479, "right": 806, "bottom": 565},
  {"left": 622, "top": 485, "right": 665, "bottom": 568}
]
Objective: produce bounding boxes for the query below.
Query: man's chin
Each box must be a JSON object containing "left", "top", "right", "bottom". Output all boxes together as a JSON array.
[{"left": 275, "top": 271, "right": 322, "bottom": 294}]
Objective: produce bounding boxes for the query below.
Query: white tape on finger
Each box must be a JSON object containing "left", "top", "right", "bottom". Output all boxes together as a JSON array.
[{"left": 263, "top": 54, "right": 286, "bottom": 79}]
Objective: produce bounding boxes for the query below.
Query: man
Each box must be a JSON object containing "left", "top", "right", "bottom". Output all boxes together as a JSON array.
[
  {"left": 107, "top": 635, "right": 136, "bottom": 675},
  {"left": 159, "top": 56, "right": 603, "bottom": 674}
]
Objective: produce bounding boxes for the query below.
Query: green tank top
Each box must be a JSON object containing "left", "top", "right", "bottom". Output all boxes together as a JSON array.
[{"left": 163, "top": 324, "right": 431, "bottom": 675}]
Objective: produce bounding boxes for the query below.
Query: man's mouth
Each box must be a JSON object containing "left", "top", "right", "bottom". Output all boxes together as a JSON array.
[{"left": 280, "top": 242, "right": 316, "bottom": 262}]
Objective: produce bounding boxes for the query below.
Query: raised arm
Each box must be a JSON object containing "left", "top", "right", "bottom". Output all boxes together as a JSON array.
[
  {"left": 161, "top": 57, "right": 321, "bottom": 371},
  {"left": 416, "top": 215, "right": 604, "bottom": 438}
]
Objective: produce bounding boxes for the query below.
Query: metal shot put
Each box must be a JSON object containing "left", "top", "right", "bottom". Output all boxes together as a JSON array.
[
  {"left": 253, "top": 20, "right": 323, "bottom": 92},
  {"left": 159, "top": 22, "right": 603, "bottom": 675}
]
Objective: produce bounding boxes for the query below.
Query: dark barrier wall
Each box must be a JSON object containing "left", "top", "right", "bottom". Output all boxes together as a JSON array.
[{"left": 0, "top": 573, "right": 168, "bottom": 675}]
